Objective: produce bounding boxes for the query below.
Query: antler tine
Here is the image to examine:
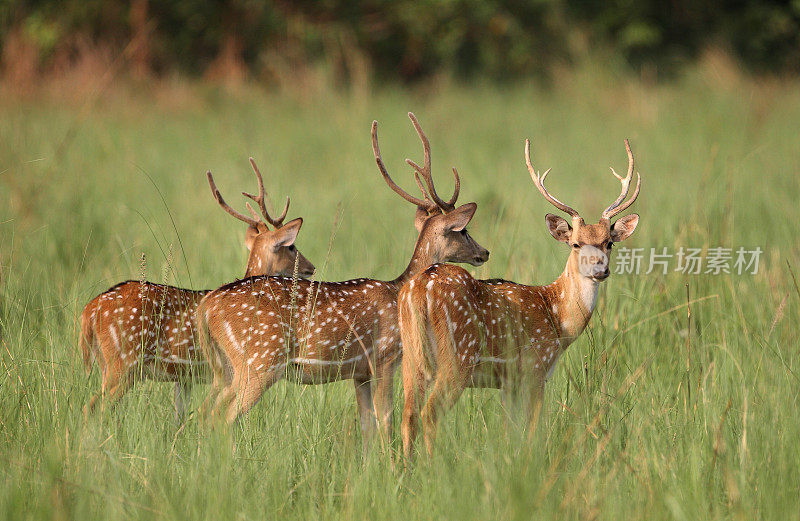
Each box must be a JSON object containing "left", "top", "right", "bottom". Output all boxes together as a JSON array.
[
  {"left": 601, "top": 139, "right": 637, "bottom": 219},
  {"left": 525, "top": 139, "right": 580, "bottom": 218},
  {"left": 243, "top": 157, "right": 289, "bottom": 227},
  {"left": 447, "top": 167, "right": 460, "bottom": 206},
  {"left": 274, "top": 195, "right": 290, "bottom": 224},
  {"left": 413, "top": 171, "right": 428, "bottom": 199},
  {"left": 372, "top": 120, "right": 431, "bottom": 209},
  {"left": 245, "top": 202, "right": 261, "bottom": 222},
  {"left": 604, "top": 171, "right": 640, "bottom": 219},
  {"left": 207, "top": 170, "right": 261, "bottom": 227},
  {"left": 405, "top": 112, "right": 456, "bottom": 211}
]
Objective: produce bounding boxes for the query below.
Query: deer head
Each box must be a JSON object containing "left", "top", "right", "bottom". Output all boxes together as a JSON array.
[
  {"left": 526, "top": 139, "right": 640, "bottom": 282},
  {"left": 372, "top": 113, "right": 489, "bottom": 268},
  {"left": 207, "top": 158, "right": 315, "bottom": 278}
]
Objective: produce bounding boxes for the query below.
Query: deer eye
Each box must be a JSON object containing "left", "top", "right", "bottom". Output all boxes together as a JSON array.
[
  {"left": 288, "top": 245, "right": 296, "bottom": 252},
  {"left": 572, "top": 243, "right": 580, "bottom": 249},
  {"left": 606, "top": 241, "right": 613, "bottom": 250}
]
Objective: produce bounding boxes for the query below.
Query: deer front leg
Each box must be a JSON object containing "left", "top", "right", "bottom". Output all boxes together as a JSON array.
[
  {"left": 372, "top": 361, "right": 397, "bottom": 452},
  {"left": 353, "top": 377, "right": 376, "bottom": 448},
  {"left": 526, "top": 375, "right": 546, "bottom": 439},
  {"left": 173, "top": 381, "right": 191, "bottom": 424}
]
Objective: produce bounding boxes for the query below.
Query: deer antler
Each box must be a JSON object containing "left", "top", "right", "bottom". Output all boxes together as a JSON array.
[
  {"left": 525, "top": 139, "right": 580, "bottom": 219},
  {"left": 404, "top": 112, "right": 459, "bottom": 212},
  {"left": 242, "top": 157, "right": 290, "bottom": 228},
  {"left": 372, "top": 120, "right": 435, "bottom": 211},
  {"left": 207, "top": 170, "right": 262, "bottom": 227},
  {"left": 601, "top": 139, "right": 640, "bottom": 221}
]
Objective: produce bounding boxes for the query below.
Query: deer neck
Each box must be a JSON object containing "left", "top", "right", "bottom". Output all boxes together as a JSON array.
[
  {"left": 547, "top": 255, "right": 600, "bottom": 342},
  {"left": 393, "top": 229, "right": 439, "bottom": 286},
  {"left": 244, "top": 253, "right": 268, "bottom": 278}
]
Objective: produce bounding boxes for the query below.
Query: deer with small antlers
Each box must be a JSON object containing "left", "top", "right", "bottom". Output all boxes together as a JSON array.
[
  {"left": 79, "top": 159, "right": 315, "bottom": 420},
  {"left": 398, "top": 139, "right": 641, "bottom": 458},
  {"left": 198, "top": 113, "right": 489, "bottom": 445}
]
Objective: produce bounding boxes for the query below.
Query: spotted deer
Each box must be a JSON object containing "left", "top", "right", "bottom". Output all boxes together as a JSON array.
[
  {"left": 399, "top": 139, "right": 641, "bottom": 458},
  {"left": 79, "top": 158, "right": 315, "bottom": 419},
  {"left": 198, "top": 113, "right": 489, "bottom": 445}
]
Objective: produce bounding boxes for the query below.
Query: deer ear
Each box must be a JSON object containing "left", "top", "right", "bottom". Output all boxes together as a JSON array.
[
  {"left": 272, "top": 218, "right": 303, "bottom": 250},
  {"left": 444, "top": 202, "right": 477, "bottom": 232},
  {"left": 414, "top": 206, "right": 432, "bottom": 232},
  {"left": 545, "top": 213, "right": 572, "bottom": 243},
  {"left": 610, "top": 214, "right": 639, "bottom": 242},
  {"left": 244, "top": 225, "right": 261, "bottom": 251}
]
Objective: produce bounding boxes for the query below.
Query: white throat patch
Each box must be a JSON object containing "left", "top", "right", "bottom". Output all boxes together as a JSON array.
[{"left": 576, "top": 245, "right": 605, "bottom": 313}]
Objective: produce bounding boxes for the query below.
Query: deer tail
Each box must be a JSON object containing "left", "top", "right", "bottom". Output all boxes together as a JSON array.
[{"left": 78, "top": 307, "right": 96, "bottom": 374}]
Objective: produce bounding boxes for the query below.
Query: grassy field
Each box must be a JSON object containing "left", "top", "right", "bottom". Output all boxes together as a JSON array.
[{"left": 1, "top": 64, "right": 800, "bottom": 520}]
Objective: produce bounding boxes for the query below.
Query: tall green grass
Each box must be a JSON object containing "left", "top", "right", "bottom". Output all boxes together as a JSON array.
[{"left": 1, "top": 66, "right": 799, "bottom": 519}]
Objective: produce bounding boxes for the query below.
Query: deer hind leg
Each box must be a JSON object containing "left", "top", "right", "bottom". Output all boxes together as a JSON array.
[
  {"left": 85, "top": 345, "right": 130, "bottom": 417},
  {"left": 196, "top": 307, "right": 222, "bottom": 420},
  {"left": 199, "top": 362, "right": 228, "bottom": 422},
  {"left": 419, "top": 310, "right": 469, "bottom": 457},
  {"left": 420, "top": 372, "right": 465, "bottom": 457},
  {"left": 88, "top": 363, "right": 133, "bottom": 417},
  {"left": 401, "top": 350, "right": 427, "bottom": 462},
  {"left": 85, "top": 347, "right": 108, "bottom": 417},
  {"left": 224, "top": 368, "right": 280, "bottom": 425},
  {"left": 199, "top": 352, "right": 230, "bottom": 422},
  {"left": 400, "top": 293, "right": 435, "bottom": 462}
]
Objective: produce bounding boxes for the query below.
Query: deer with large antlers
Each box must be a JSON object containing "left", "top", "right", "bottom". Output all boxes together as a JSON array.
[
  {"left": 198, "top": 113, "right": 489, "bottom": 445},
  {"left": 79, "top": 158, "right": 315, "bottom": 419},
  {"left": 399, "top": 139, "right": 641, "bottom": 458}
]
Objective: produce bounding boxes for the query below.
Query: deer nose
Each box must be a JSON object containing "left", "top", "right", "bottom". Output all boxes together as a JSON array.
[
  {"left": 475, "top": 249, "right": 490, "bottom": 264},
  {"left": 593, "top": 267, "right": 610, "bottom": 280}
]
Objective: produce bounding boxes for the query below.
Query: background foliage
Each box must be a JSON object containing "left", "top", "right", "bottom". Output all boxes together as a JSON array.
[{"left": 2, "top": 0, "right": 800, "bottom": 83}]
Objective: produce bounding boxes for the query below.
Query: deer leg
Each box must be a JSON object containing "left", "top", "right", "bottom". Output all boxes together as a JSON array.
[
  {"left": 526, "top": 376, "right": 546, "bottom": 439},
  {"left": 95, "top": 369, "right": 133, "bottom": 416},
  {"left": 87, "top": 355, "right": 134, "bottom": 416},
  {"left": 420, "top": 374, "right": 464, "bottom": 457},
  {"left": 500, "top": 365, "right": 529, "bottom": 434},
  {"left": 207, "top": 354, "right": 243, "bottom": 424},
  {"left": 417, "top": 309, "right": 470, "bottom": 457},
  {"left": 212, "top": 383, "right": 237, "bottom": 421},
  {"left": 85, "top": 374, "right": 107, "bottom": 417},
  {"left": 84, "top": 345, "right": 112, "bottom": 417},
  {"left": 196, "top": 308, "right": 228, "bottom": 422},
  {"left": 225, "top": 369, "right": 279, "bottom": 425},
  {"left": 353, "top": 377, "right": 376, "bottom": 448},
  {"left": 173, "top": 381, "right": 192, "bottom": 424},
  {"left": 401, "top": 353, "right": 427, "bottom": 463},
  {"left": 200, "top": 360, "right": 231, "bottom": 422},
  {"left": 373, "top": 361, "right": 398, "bottom": 452},
  {"left": 200, "top": 385, "right": 219, "bottom": 421}
]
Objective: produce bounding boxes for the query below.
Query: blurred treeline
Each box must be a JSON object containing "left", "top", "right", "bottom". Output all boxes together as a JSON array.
[{"left": 2, "top": 0, "right": 800, "bottom": 85}]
